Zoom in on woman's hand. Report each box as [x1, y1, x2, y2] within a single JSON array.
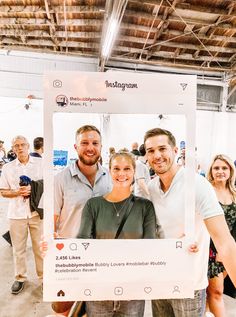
[[178, 234, 199, 253], [188, 242, 199, 253]]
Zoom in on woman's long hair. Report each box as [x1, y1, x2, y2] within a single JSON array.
[[207, 154, 236, 201]]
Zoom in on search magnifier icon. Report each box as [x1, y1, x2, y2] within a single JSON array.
[[84, 289, 91, 296]]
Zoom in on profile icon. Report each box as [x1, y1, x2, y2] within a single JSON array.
[[172, 285, 180, 293], [56, 95, 68, 107]]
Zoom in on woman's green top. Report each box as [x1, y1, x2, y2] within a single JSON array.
[[77, 194, 157, 239]]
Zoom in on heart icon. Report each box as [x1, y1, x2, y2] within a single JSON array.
[[56, 243, 64, 250], [144, 287, 152, 294]]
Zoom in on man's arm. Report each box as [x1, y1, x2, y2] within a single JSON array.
[[0, 186, 31, 198], [204, 214, 236, 287]]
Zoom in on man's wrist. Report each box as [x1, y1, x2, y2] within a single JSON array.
[[12, 189, 20, 196]]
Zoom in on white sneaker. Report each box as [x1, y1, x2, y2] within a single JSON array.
[[205, 312, 215, 317]]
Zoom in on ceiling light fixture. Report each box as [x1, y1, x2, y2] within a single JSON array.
[[102, 19, 119, 58], [101, 0, 128, 60]]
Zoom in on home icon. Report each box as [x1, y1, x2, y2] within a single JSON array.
[[57, 290, 65, 297]]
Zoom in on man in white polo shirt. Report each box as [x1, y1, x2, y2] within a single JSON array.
[[0, 135, 43, 294], [144, 128, 236, 317], [54, 125, 112, 238]]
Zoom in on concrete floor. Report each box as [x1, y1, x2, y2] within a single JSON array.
[[0, 197, 235, 317]]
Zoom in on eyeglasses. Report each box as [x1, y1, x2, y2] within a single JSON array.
[[13, 143, 28, 149]]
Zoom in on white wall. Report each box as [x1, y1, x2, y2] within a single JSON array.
[[1, 95, 236, 172], [0, 50, 98, 99], [196, 111, 236, 172], [0, 96, 43, 151]]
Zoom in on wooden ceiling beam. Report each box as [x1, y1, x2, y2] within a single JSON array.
[[0, 17, 233, 31], [227, 2, 235, 15], [229, 53, 236, 63], [0, 5, 104, 14], [0, 37, 100, 48], [129, 0, 236, 17], [118, 36, 235, 54], [44, 0, 59, 50], [0, 28, 235, 56], [113, 45, 230, 63], [0, 37, 230, 64], [121, 26, 236, 43], [1, 25, 235, 45], [142, 40, 236, 54], [109, 54, 230, 72], [0, 17, 103, 26], [0, 29, 101, 38]]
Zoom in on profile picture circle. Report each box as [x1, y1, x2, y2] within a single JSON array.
[[56, 95, 68, 107]]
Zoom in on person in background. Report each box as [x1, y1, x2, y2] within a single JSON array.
[[77, 152, 158, 316], [0, 135, 43, 294], [177, 140, 185, 167], [0, 140, 6, 175], [177, 141, 205, 176], [30, 137, 44, 158], [7, 146, 17, 161], [206, 154, 236, 317], [144, 128, 236, 317], [134, 144, 151, 199], [0, 140, 6, 159], [109, 146, 116, 159], [130, 142, 140, 157]]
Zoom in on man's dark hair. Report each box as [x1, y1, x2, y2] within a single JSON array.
[[144, 128, 176, 147], [33, 137, 44, 150], [139, 144, 146, 156], [75, 125, 101, 141]]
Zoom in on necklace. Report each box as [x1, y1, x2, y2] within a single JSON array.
[[112, 197, 130, 217]]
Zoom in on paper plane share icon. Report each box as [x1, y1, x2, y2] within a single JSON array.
[[180, 83, 188, 91], [82, 243, 90, 250]]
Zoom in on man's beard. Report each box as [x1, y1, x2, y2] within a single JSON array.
[[79, 153, 100, 166]]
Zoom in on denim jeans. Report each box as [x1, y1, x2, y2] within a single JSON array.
[[86, 300, 145, 317], [152, 289, 206, 317]]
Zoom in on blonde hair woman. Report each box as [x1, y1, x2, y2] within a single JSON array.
[[77, 151, 158, 317], [207, 154, 236, 317]]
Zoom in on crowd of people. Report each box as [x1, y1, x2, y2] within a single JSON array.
[[0, 126, 236, 317]]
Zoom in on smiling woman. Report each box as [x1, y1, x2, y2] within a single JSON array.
[[76, 151, 161, 316], [207, 154, 236, 317]]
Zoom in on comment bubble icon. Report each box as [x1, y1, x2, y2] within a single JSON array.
[[69, 243, 78, 251]]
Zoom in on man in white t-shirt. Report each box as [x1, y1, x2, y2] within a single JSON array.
[[144, 128, 236, 317], [0, 136, 43, 295]]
